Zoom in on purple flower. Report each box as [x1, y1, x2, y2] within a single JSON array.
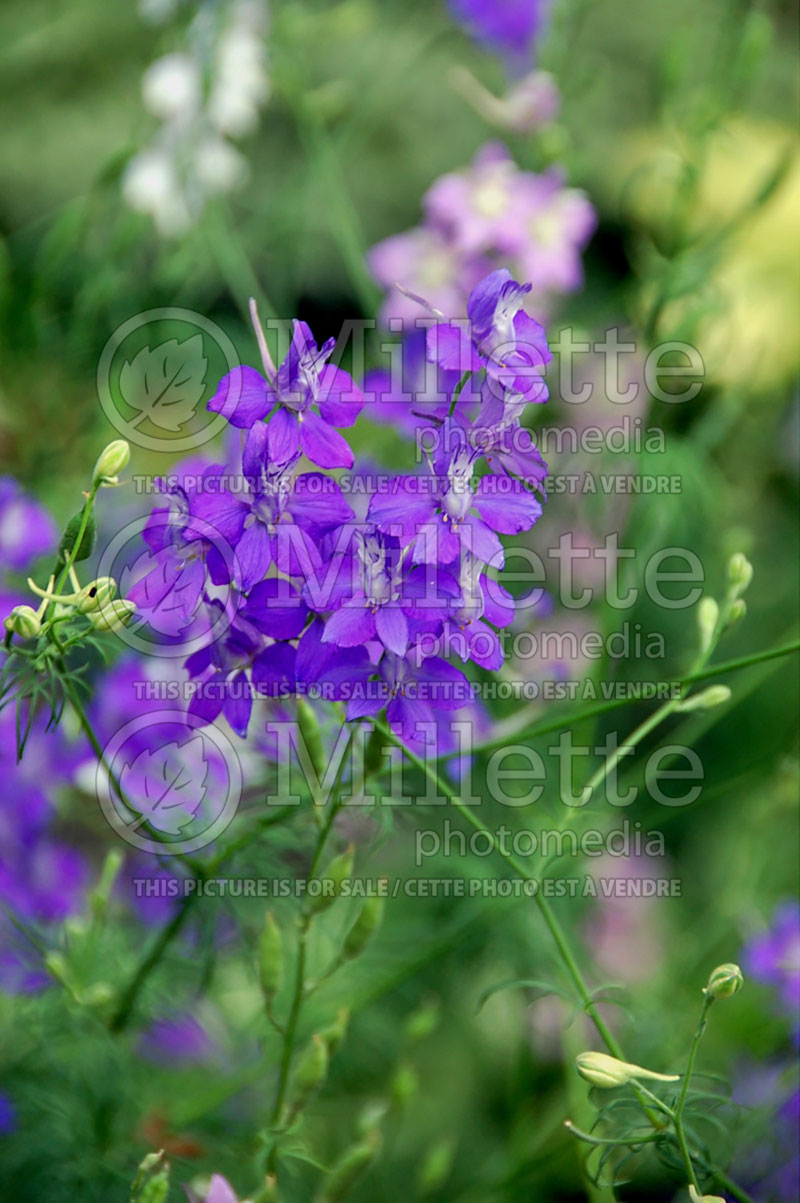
[[427, 269, 551, 402], [0, 477, 57, 572], [202, 1175, 251, 1203], [744, 901, 800, 1032], [366, 225, 491, 329], [0, 1091, 16, 1135], [138, 1012, 217, 1065], [448, 0, 549, 72], [344, 646, 472, 749], [208, 321, 364, 469]]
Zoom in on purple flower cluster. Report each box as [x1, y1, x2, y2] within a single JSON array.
[[134, 270, 549, 750], [744, 901, 800, 1043], [367, 142, 595, 328]]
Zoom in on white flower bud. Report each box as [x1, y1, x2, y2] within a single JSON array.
[[727, 553, 753, 595], [75, 577, 117, 614], [142, 52, 201, 120], [704, 963, 743, 1000], [575, 1051, 679, 1089], [697, 597, 719, 653], [689, 1186, 726, 1202], [676, 685, 731, 713], [726, 598, 746, 626], [92, 440, 130, 487]]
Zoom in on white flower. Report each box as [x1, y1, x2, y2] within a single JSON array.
[[142, 52, 202, 121]]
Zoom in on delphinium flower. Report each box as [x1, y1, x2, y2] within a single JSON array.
[[447, 0, 550, 75], [124, 0, 270, 235], [0, 478, 57, 571], [131, 270, 549, 755], [368, 143, 595, 328], [743, 901, 800, 1043]]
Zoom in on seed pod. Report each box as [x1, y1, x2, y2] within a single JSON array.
[[92, 439, 131, 486], [310, 845, 354, 914], [288, 1035, 329, 1113], [317, 1130, 380, 1202], [342, 895, 384, 961], [58, 508, 97, 563], [4, 605, 41, 639], [704, 963, 743, 1000], [575, 1051, 679, 1089], [258, 912, 283, 1002], [676, 685, 731, 713]]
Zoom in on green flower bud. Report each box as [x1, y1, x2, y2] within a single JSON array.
[[704, 962, 743, 1000], [342, 894, 384, 961], [310, 845, 354, 914], [676, 685, 731, 713], [90, 848, 124, 919], [138, 1169, 169, 1203], [697, 596, 719, 653], [89, 599, 136, 633], [93, 439, 131, 486], [417, 1137, 456, 1195], [726, 598, 747, 626], [76, 577, 117, 614], [80, 981, 115, 1008], [296, 697, 327, 786], [404, 999, 440, 1044], [258, 912, 283, 1002], [575, 1051, 679, 1089], [4, 605, 41, 639], [58, 508, 97, 563], [390, 1062, 418, 1110], [727, 553, 753, 595], [319, 1007, 350, 1057], [252, 1175, 279, 1203], [288, 1034, 329, 1113], [317, 1130, 380, 1203]]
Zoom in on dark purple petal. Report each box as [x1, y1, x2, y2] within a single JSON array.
[[300, 412, 354, 469], [474, 476, 542, 533], [252, 643, 297, 698], [235, 522, 272, 590], [323, 603, 376, 648], [242, 579, 308, 639], [317, 365, 366, 427], [208, 366, 270, 428], [375, 605, 409, 656], [268, 407, 301, 463]]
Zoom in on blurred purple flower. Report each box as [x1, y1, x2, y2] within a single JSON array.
[[447, 0, 549, 73], [744, 901, 800, 1036], [138, 1011, 216, 1065], [0, 1091, 16, 1135], [0, 478, 57, 573]]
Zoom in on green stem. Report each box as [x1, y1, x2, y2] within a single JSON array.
[[673, 994, 714, 1192], [110, 890, 201, 1032]]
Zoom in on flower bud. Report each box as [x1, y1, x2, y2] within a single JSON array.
[[726, 598, 746, 626], [257, 912, 283, 1003], [391, 1062, 418, 1109], [92, 439, 130, 486], [703, 963, 743, 1000], [676, 685, 731, 713], [288, 1034, 329, 1114], [727, 553, 753, 595], [342, 895, 384, 961], [405, 1000, 440, 1044], [310, 845, 354, 914], [89, 599, 136, 633], [4, 605, 41, 639], [575, 1051, 679, 1089], [320, 1007, 350, 1057], [688, 1187, 725, 1203], [296, 697, 327, 787], [697, 596, 719, 653], [252, 1175, 279, 1203], [75, 577, 117, 614]]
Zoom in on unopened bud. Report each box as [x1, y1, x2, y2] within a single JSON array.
[[4, 605, 41, 639], [417, 1137, 456, 1195], [575, 1051, 679, 1090], [89, 599, 136, 632], [676, 685, 731, 713], [320, 1007, 350, 1057], [252, 1174, 279, 1203], [310, 845, 354, 914], [93, 439, 130, 486], [405, 999, 440, 1044], [90, 848, 124, 919], [726, 598, 746, 626], [704, 963, 743, 1000], [288, 1034, 329, 1113], [76, 577, 117, 614], [688, 1187, 725, 1203], [727, 553, 753, 595], [296, 697, 327, 787], [342, 894, 384, 961], [391, 1062, 418, 1109], [697, 597, 719, 653], [258, 912, 283, 1002]]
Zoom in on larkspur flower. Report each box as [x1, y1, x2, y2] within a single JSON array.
[[447, 0, 549, 73], [744, 902, 800, 1039], [208, 320, 365, 469], [0, 477, 57, 572]]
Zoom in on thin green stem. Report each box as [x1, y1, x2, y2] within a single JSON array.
[[673, 994, 714, 1192]]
